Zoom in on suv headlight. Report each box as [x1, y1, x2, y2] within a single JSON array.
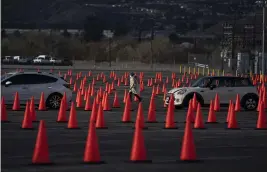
[[175, 89, 187, 95]]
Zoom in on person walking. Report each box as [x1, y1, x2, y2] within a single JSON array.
[[129, 72, 142, 102]]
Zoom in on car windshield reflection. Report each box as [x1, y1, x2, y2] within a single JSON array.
[[1, 74, 12, 81]]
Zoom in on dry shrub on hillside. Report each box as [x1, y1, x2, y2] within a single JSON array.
[[1, 31, 203, 64]]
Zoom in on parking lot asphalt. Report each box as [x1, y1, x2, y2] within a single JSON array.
[[1, 68, 267, 172]]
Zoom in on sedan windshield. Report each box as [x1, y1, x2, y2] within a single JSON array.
[[1, 73, 13, 81]]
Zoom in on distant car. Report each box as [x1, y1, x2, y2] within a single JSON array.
[[165, 76, 259, 111], [2, 56, 15, 64], [18, 56, 33, 64], [1, 72, 73, 109], [33, 55, 50, 64], [49, 57, 62, 64]]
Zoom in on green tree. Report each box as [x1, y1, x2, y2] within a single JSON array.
[[62, 29, 71, 38], [114, 22, 130, 36], [168, 32, 179, 44], [1, 39, 10, 56], [13, 30, 21, 37]]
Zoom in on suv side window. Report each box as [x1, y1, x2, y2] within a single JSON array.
[[233, 78, 252, 87], [210, 78, 233, 87]]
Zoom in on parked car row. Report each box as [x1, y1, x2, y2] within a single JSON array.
[[1, 55, 73, 66]]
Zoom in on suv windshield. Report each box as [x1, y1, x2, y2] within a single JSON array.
[[191, 77, 211, 88]]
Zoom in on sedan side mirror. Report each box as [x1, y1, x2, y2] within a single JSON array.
[[209, 84, 216, 90], [5, 81, 12, 87]]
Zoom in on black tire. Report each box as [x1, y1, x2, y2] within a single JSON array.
[[241, 94, 258, 111], [182, 93, 204, 108], [46, 93, 63, 109]]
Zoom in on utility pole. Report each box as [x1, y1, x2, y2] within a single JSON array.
[[262, 2, 266, 75], [108, 37, 112, 67], [252, 13, 257, 74], [231, 12, 237, 74], [256, 0, 267, 75], [150, 18, 155, 69], [102, 30, 114, 68]]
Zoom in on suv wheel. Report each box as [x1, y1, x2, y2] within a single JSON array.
[[46, 93, 63, 109], [242, 95, 258, 111], [182, 93, 204, 108]]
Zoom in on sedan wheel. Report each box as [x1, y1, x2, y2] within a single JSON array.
[[245, 98, 257, 110], [47, 94, 62, 109]]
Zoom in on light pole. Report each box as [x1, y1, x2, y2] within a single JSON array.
[[262, 2, 266, 75], [256, 1, 267, 74], [103, 30, 114, 67], [149, 18, 155, 69]]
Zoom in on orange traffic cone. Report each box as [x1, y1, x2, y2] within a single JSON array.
[[112, 91, 120, 108], [227, 104, 239, 129], [206, 100, 217, 123], [38, 92, 46, 111], [255, 101, 267, 130], [76, 90, 83, 108], [123, 90, 127, 103], [83, 121, 104, 164], [194, 103, 205, 129], [101, 92, 106, 107], [146, 94, 157, 123], [84, 93, 92, 111], [180, 119, 197, 161], [226, 100, 232, 123], [103, 93, 111, 111], [12, 92, 20, 111], [1, 97, 9, 122], [63, 92, 68, 110], [30, 96, 38, 122], [32, 120, 52, 165], [186, 100, 195, 123], [257, 99, 262, 112], [214, 93, 220, 111], [121, 94, 132, 123], [134, 102, 147, 129], [134, 95, 138, 101], [192, 93, 197, 111], [56, 98, 67, 123], [90, 99, 98, 122], [21, 101, 33, 129], [164, 95, 177, 129], [73, 82, 77, 92], [129, 120, 151, 163], [234, 94, 241, 112], [96, 104, 107, 129], [67, 102, 80, 129]]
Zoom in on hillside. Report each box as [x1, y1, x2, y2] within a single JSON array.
[[2, 0, 254, 31], [2, 0, 106, 29]]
